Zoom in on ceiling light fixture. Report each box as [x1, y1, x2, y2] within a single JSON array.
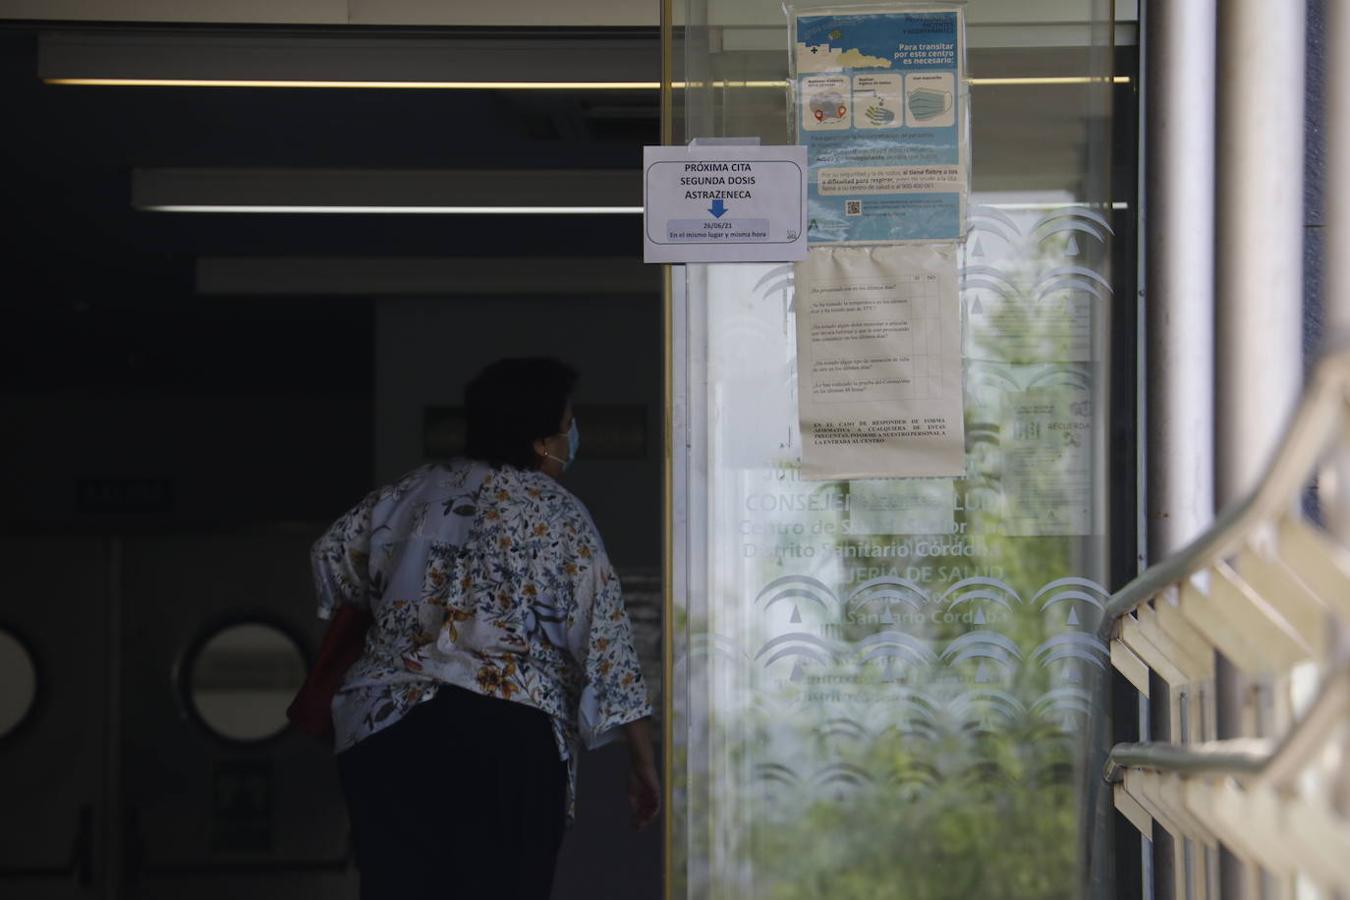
[[196, 257, 659, 296], [45, 78, 666, 90], [40, 29, 1130, 91], [132, 168, 641, 215], [145, 204, 643, 214], [47, 76, 1130, 89], [38, 30, 662, 90]]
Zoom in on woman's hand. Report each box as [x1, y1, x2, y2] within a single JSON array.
[[627, 760, 661, 830], [623, 718, 661, 830]]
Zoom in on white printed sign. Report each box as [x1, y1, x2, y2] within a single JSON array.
[[795, 244, 965, 479], [643, 145, 809, 263]]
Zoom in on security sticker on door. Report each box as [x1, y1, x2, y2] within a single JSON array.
[[643, 145, 808, 263]]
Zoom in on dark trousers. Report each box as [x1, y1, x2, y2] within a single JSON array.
[[337, 684, 567, 899]]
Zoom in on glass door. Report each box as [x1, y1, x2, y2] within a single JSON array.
[[669, 0, 1134, 896]]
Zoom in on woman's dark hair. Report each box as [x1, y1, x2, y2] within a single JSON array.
[[463, 357, 578, 469]]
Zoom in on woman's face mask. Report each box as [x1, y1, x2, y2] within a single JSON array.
[[543, 419, 580, 472], [561, 419, 580, 470]]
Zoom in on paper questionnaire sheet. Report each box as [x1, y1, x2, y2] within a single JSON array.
[[795, 244, 965, 479]]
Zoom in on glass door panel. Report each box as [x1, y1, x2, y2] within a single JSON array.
[[671, 0, 1130, 896]]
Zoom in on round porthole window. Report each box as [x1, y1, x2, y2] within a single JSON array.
[[188, 623, 307, 743], [0, 630, 38, 739]]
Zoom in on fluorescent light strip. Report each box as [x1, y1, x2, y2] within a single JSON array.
[[48, 75, 1130, 89], [148, 201, 1129, 214], [144, 204, 643, 214], [48, 78, 774, 90], [47, 78, 662, 89]]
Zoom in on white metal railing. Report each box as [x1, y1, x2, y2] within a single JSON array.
[[1086, 348, 1350, 899]]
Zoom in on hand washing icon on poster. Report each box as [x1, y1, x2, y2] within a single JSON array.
[[792, 6, 968, 244], [854, 74, 903, 129]]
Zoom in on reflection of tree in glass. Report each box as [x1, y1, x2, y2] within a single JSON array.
[[693, 452, 1098, 897], [674, 206, 1114, 898]]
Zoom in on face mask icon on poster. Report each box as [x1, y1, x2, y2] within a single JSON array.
[[907, 88, 952, 121]]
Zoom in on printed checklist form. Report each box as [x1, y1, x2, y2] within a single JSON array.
[[795, 244, 965, 479]]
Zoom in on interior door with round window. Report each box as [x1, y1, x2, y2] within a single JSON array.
[[119, 533, 355, 900], [0, 538, 107, 899]]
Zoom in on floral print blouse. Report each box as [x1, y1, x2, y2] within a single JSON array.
[[310, 459, 653, 820]]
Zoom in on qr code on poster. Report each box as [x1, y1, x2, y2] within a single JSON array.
[[844, 199, 862, 216]]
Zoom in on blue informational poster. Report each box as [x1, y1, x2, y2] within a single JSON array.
[[792, 6, 967, 244]]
